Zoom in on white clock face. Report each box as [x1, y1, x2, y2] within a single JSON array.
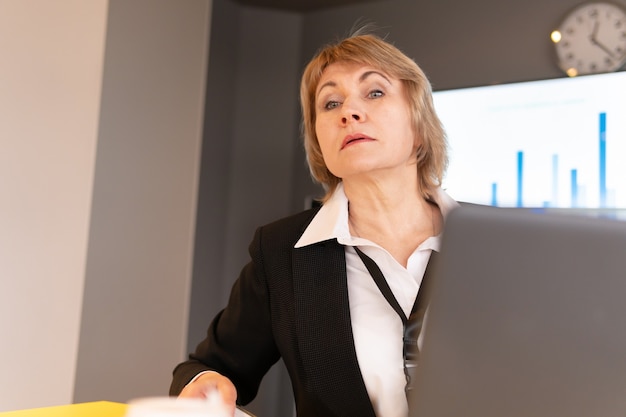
[[553, 2, 626, 76]]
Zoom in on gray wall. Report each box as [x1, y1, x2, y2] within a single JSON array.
[[188, 1, 302, 415], [73, 0, 211, 404], [191, 0, 626, 415]]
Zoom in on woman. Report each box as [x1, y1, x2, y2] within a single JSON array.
[[170, 30, 459, 417]]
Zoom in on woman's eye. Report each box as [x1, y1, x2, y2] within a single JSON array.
[[324, 100, 340, 110], [368, 90, 384, 99]]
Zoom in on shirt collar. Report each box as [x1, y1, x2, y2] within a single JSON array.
[[294, 182, 460, 249]]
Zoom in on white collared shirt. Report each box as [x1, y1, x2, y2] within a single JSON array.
[[295, 183, 459, 417]]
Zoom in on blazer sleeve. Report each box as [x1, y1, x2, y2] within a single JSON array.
[[169, 225, 281, 405]]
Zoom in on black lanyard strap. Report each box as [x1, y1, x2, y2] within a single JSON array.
[[353, 247, 438, 391], [354, 246, 409, 323], [353, 247, 437, 327]]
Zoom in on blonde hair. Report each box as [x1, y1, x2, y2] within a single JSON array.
[[300, 31, 448, 202]]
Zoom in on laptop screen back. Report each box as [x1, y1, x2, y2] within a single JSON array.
[[410, 205, 626, 417]]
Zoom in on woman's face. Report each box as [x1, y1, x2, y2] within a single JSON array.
[[314, 61, 419, 181]]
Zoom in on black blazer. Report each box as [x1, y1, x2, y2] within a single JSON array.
[[170, 207, 378, 417]]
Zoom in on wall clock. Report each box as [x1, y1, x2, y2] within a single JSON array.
[[551, 1, 626, 76]]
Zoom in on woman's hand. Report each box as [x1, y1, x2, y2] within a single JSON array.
[[178, 371, 237, 416]]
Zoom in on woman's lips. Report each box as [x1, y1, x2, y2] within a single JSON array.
[[341, 133, 374, 149]]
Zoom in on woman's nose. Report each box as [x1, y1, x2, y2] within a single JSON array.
[[341, 113, 361, 124], [340, 99, 363, 124]]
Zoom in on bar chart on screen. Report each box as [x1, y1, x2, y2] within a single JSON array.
[[434, 71, 626, 209]]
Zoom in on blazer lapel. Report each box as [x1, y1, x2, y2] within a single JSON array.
[[292, 239, 377, 417]]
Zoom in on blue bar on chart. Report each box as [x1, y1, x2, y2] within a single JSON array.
[[571, 169, 578, 208], [551, 154, 558, 207], [599, 112, 607, 208], [516, 151, 523, 208]]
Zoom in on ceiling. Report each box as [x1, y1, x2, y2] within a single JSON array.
[[232, 0, 387, 12]]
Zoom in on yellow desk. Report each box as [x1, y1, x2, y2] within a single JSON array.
[[0, 401, 127, 417]]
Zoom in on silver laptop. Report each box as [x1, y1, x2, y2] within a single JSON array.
[[410, 205, 626, 417]]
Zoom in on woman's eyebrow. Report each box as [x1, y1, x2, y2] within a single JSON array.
[[360, 70, 391, 85], [316, 70, 392, 98], [316, 80, 336, 98]]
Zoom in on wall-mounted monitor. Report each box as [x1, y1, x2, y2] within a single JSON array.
[[434, 71, 626, 209]]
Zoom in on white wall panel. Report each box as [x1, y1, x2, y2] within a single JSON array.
[[0, 0, 108, 411]]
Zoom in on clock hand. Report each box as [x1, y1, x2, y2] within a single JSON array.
[[590, 20, 600, 40], [590, 37, 617, 58], [588, 20, 617, 58]]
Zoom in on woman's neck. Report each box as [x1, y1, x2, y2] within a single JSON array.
[[344, 176, 440, 267], [343, 171, 427, 222]]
